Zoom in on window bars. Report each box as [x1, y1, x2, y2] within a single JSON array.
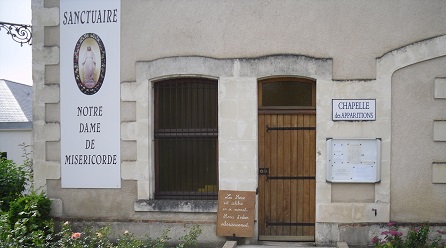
[[154, 78, 218, 200]]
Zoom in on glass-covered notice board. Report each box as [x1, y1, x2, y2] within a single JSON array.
[[326, 138, 381, 183]]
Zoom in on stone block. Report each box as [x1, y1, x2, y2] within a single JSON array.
[[219, 179, 237, 191], [316, 186, 332, 204], [121, 101, 136, 122], [219, 140, 257, 162], [331, 183, 375, 203], [219, 100, 238, 119], [121, 140, 137, 161], [339, 225, 369, 246], [236, 179, 257, 192], [317, 203, 352, 222], [219, 119, 256, 141], [432, 162, 446, 183], [137, 180, 151, 199], [219, 160, 256, 179], [50, 198, 63, 217], [121, 82, 139, 101], [136, 57, 233, 82], [238, 55, 332, 79], [33, 46, 59, 65], [45, 65, 59, 85], [434, 78, 446, 99], [121, 161, 149, 181], [46, 141, 60, 161], [222, 241, 237, 248], [41, 84, 60, 103], [337, 242, 349, 248], [32, 7, 59, 26], [44, 122, 60, 141], [44, 26, 60, 46], [31, 0, 44, 7], [45, 103, 60, 122], [237, 98, 257, 120], [121, 122, 138, 140], [219, 77, 256, 100], [316, 203, 389, 223], [315, 222, 339, 245], [34, 160, 60, 181], [433, 120, 446, 141]]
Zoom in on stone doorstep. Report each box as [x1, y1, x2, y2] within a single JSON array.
[[223, 241, 237, 248], [337, 242, 349, 248], [223, 240, 348, 247]]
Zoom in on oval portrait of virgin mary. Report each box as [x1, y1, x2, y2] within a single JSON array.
[[73, 33, 106, 95]]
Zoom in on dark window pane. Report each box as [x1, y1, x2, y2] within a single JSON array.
[[154, 78, 218, 200], [262, 81, 313, 107], [157, 80, 217, 130], [157, 138, 217, 196]]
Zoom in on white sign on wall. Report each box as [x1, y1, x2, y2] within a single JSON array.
[[60, 0, 121, 188], [326, 138, 381, 183], [332, 99, 376, 121]]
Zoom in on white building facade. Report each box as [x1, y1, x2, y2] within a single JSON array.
[[32, 0, 446, 246], [0, 80, 33, 166]]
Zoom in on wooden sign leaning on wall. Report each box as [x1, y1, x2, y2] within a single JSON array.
[[216, 190, 256, 238]]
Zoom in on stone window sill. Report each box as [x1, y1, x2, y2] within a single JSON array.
[[134, 199, 218, 213]]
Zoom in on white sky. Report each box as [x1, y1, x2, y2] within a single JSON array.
[[0, 0, 32, 85]]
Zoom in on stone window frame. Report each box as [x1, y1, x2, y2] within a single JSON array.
[[122, 55, 332, 212]]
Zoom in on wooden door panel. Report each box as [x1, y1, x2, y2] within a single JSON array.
[[258, 113, 316, 240], [258, 114, 266, 236]]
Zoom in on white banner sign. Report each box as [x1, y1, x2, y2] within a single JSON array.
[[60, 0, 121, 188], [332, 99, 376, 121]]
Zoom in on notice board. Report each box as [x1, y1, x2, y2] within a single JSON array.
[[326, 138, 381, 183], [216, 190, 255, 237]]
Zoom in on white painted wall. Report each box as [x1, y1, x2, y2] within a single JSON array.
[[0, 130, 32, 165]]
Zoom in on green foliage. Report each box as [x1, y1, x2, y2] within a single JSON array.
[[58, 223, 201, 248], [0, 145, 55, 247], [0, 211, 11, 245], [8, 192, 52, 230], [19, 143, 34, 191], [146, 228, 170, 248], [0, 193, 54, 247], [405, 225, 430, 248], [0, 142, 204, 247], [116, 230, 145, 248], [372, 222, 446, 248], [116, 225, 202, 248], [0, 158, 27, 211], [55, 222, 113, 248], [177, 225, 202, 248]]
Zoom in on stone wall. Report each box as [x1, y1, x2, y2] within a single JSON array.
[[32, 0, 446, 245]]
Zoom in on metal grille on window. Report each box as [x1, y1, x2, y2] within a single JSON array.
[[154, 78, 218, 200]]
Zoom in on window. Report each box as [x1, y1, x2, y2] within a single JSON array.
[[0, 152, 6, 159], [258, 77, 316, 110], [154, 78, 218, 200]]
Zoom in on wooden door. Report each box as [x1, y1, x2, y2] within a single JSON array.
[[258, 112, 316, 241]]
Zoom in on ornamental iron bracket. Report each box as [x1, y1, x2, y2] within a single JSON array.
[[0, 22, 32, 46]]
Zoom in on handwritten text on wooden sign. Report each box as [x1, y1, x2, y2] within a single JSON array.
[[216, 190, 255, 237]]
